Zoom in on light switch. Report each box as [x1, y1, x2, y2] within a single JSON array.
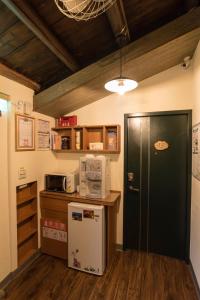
[[18, 167, 26, 179]]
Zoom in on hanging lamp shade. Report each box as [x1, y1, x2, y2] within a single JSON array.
[[104, 37, 138, 95], [104, 77, 138, 95], [54, 0, 117, 21]]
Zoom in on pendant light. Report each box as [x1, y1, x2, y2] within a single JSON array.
[[54, 0, 117, 21], [104, 40, 138, 95]]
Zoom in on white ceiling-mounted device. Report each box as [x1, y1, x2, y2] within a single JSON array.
[[181, 56, 191, 69]]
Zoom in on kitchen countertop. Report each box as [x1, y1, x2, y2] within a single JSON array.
[[40, 190, 121, 206]]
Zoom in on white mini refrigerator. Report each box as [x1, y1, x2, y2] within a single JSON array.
[[68, 202, 105, 275]]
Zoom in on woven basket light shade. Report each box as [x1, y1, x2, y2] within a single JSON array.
[[54, 0, 117, 21]]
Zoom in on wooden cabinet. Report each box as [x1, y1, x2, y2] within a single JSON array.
[[16, 181, 38, 266], [40, 191, 120, 266], [51, 124, 120, 153], [40, 195, 68, 260]]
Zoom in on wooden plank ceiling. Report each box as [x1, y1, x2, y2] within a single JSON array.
[[0, 0, 200, 116]]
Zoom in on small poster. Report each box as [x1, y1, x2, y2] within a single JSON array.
[[43, 219, 66, 231], [42, 227, 67, 242], [36, 119, 50, 150], [192, 123, 200, 181], [42, 218, 67, 242]]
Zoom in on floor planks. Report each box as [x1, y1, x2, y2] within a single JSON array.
[[4, 251, 198, 300]]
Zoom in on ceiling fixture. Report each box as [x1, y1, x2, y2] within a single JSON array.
[[54, 0, 117, 21], [104, 37, 138, 95]]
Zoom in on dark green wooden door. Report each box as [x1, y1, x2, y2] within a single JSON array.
[[124, 111, 191, 261]]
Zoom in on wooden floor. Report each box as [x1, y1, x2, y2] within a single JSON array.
[[4, 251, 198, 300]]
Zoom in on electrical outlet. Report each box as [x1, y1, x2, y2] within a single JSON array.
[[18, 167, 26, 179]]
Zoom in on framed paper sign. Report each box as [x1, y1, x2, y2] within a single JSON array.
[[36, 119, 50, 150], [16, 114, 35, 151]]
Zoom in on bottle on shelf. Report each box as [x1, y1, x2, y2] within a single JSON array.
[[75, 131, 81, 150]]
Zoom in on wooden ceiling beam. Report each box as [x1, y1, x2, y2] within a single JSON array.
[[34, 28, 200, 117], [1, 0, 79, 72], [106, 0, 130, 45], [184, 0, 200, 11], [0, 62, 40, 91], [33, 7, 200, 117]]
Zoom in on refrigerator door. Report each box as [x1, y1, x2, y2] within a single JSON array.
[[68, 202, 105, 275]]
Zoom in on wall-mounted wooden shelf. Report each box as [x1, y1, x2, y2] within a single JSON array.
[[17, 182, 37, 205], [18, 227, 37, 246], [17, 210, 37, 225], [16, 181, 38, 266], [51, 124, 121, 153]]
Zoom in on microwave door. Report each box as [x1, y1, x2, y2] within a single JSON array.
[[46, 175, 65, 192]]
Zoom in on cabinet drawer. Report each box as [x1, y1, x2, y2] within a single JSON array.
[[41, 208, 67, 223], [41, 236, 67, 259], [40, 196, 68, 212]]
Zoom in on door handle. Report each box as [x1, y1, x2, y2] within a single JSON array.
[[128, 186, 140, 192]]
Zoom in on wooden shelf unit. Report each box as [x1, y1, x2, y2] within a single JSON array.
[[51, 124, 120, 153], [16, 181, 38, 266]]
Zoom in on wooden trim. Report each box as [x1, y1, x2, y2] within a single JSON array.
[[53, 149, 120, 154], [52, 124, 120, 130], [40, 190, 121, 207], [186, 110, 192, 263], [0, 289, 6, 299], [106, 205, 117, 266], [189, 260, 200, 300], [116, 244, 123, 251], [2, 0, 79, 72], [123, 113, 129, 250], [124, 110, 193, 118], [0, 92, 10, 101], [106, 0, 130, 44], [0, 63, 40, 92]]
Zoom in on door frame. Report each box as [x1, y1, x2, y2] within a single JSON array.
[[123, 110, 192, 262]]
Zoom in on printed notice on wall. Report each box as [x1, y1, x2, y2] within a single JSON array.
[[36, 119, 50, 150], [192, 123, 200, 181], [38, 119, 50, 134]]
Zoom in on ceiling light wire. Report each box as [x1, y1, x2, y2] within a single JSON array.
[[104, 33, 138, 95]]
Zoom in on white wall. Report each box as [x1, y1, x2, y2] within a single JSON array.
[[56, 64, 194, 245], [191, 41, 200, 285], [0, 75, 58, 280]]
